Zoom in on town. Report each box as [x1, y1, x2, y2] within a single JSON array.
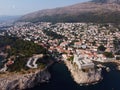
[[1, 22, 120, 71]]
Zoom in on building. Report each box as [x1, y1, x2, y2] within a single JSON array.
[[73, 51, 94, 70]]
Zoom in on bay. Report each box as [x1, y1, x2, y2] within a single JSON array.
[[29, 62, 120, 90]]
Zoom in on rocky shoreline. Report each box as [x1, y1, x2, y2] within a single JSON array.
[[64, 60, 102, 85], [0, 68, 51, 90]]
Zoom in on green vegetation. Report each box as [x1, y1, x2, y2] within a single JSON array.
[[113, 39, 119, 50], [7, 56, 29, 72], [92, 41, 96, 46], [0, 36, 48, 72], [97, 45, 106, 52], [67, 56, 74, 62], [0, 36, 47, 56], [43, 29, 67, 39], [37, 55, 51, 68], [103, 52, 114, 58]]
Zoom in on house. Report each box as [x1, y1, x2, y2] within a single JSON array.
[[74, 42, 82, 48]]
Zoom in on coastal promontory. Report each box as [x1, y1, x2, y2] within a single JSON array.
[[65, 60, 102, 85], [0, 36, 52, 90]]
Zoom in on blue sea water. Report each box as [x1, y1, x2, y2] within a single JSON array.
[[28, 63, 120, 90]]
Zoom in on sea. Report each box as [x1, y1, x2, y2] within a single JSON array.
[[28, 62, 120, 90]]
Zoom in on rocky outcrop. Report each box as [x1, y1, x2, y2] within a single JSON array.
[[117, 65, 120, 70], [0, 69, 50, 90], [65, 61, 102, 85]]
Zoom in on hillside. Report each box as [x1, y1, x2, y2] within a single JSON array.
[[0, 36, 48, 72], [92, 0, 120, 3], [19, 0, 120, 23]]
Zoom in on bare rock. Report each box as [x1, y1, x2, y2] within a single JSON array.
[[0, 70, 50, 90], [65, 61, 102, 85]]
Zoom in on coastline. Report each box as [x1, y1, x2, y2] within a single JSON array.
[[0, 61, 54, 90], [63, 60, 102, 85]]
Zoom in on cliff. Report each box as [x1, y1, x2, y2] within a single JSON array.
[[0, 69, 50, 90], [64, 61, 102, 85]]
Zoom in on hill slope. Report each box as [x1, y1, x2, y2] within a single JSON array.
[[19, 0, 120, 23]]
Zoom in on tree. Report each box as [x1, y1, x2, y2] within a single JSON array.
[[98, 45, 106, 52], [67, 56, 74, 62], [103, 52, 114, 58], [92, 41, 96, 46]]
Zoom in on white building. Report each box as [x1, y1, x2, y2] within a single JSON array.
[[73, 52, 94, 70]]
